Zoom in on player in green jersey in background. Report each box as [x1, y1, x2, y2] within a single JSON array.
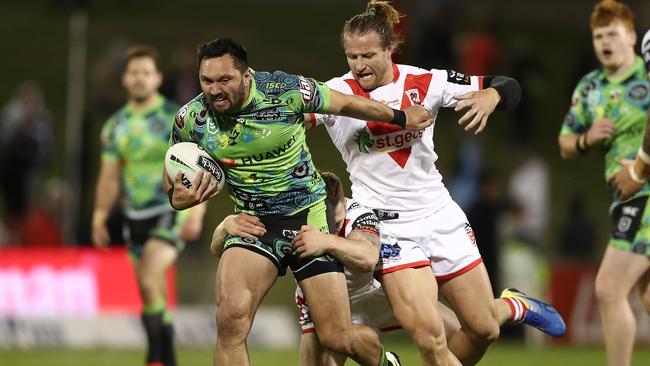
[[165, 38, 432, 366], [558, 2, 650, 365], [91, 46, 207, 366]]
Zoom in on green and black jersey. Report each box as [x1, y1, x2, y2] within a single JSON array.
[[171, 71, 331, 216], [101, 95, 179, 218], [560, 57, 650, 203]]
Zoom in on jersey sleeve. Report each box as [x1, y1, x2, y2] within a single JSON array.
[[559, 79, 591, 136], [344, 201, 380, 238], [307, 77, 351, 128], [429, 69, 484, 108], [100, 116, 119, 162], [169, 99, 201, 146], [289, 75, 331, 114]]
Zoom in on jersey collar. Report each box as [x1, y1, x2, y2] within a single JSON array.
[[391, 64, 400, 83], [231, 74, 256, 115], [125, 95, 163, 115], [605, 57, 644, 84]]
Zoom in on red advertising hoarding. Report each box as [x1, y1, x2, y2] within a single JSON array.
[[0, 247, 175, 317]]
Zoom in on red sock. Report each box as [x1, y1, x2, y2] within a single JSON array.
[[503, 297, 528, 321]]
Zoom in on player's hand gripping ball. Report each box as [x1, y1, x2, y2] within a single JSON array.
[[165, 142, 225, 192]]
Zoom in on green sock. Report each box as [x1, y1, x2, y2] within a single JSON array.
[[143, 299, 166, 315], [378, 346, 388, 366]]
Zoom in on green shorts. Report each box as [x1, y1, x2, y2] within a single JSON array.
[[124, 209, 187, 260], [609, 195, 650, 256], [222, 200, 342, 282]]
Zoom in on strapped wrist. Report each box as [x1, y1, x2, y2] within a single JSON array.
[[390, 108, 407, 128], [575, 134, 589, 154], [628, 164, 647, 184], [638, 147, 650, 166]]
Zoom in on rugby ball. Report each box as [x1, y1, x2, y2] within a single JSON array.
[[165, 142, 225, 191]]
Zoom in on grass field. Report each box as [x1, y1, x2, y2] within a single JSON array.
[[2, 343, 650, 365]]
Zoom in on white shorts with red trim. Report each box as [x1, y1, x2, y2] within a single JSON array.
[[296, 283, 401, 334], [375, 201, 482, 280]]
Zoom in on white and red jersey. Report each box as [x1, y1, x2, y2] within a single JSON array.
[[339, 198, 382, 303], [312, 64, 484, 221]]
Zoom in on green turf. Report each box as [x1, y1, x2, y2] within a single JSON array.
[[2, 343, 650, 365]]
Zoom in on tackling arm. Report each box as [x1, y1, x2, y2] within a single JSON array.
[[323, 230, 381, 274], [210, 213, 266, 257], [326, 89, 432, 130], [293, 226, 380, 274]]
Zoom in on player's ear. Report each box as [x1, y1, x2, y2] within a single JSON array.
[[385, 43, 396, 57], [242, 68, 251, 87]]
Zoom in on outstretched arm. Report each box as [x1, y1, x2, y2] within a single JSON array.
[[326, 89, 432, 131]]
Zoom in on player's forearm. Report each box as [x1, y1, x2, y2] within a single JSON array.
[[93, 177, 120, 225], [336, 94, 394, 122], [483, 75, 521, 110], [210, 218, 231, 257], [188, 201, 208, 221], [93, 161, 121, 225], [559, 134, 586, 160], [325, 234, 379, 274]]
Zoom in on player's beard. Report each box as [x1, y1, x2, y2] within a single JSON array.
[[129, 83, 155, 104], [209, 81, 246, 114]]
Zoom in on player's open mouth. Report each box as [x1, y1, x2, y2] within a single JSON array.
[[357, 73, 373, 80], [602, 49, 613, 57], [213, 95, 228, 104]]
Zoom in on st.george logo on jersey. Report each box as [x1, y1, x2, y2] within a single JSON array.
[[405, 88, 421, 105], [344, 71, 433, 169]]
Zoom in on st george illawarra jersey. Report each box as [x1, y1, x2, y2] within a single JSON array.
[[339, 198, 383, 303], [312, 64, 484, 220]]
